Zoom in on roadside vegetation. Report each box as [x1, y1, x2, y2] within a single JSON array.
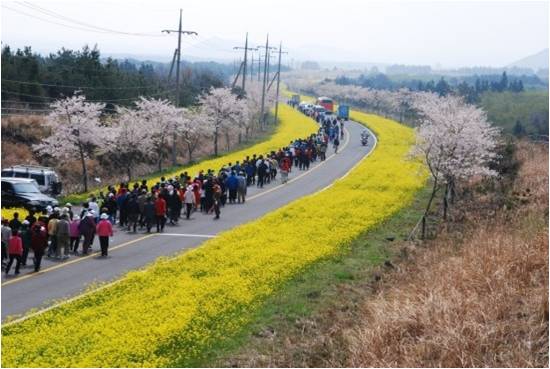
[[215, 140, 548, 368], [1, 108, 425, 367]]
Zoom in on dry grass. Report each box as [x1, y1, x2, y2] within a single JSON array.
[[345, 142, 548, 368], [219, 141, 548, 368]]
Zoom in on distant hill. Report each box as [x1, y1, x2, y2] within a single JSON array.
[[507, 49, 549, 71]]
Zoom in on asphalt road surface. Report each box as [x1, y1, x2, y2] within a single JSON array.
[[2, 117, 376, 321]]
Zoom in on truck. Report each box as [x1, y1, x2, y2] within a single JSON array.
[[1, 165, 62, 195], [337, 105, 350, 120]]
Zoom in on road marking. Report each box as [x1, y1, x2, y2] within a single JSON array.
[[2, 119, 378, 326], [2, 277, 124, 328], [0, 123, 354, 287], [156, 233, 216, 238], [1, 234, 155, 287]]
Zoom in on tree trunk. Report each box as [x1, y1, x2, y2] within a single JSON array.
[[214, 128, 219, 156], [225, 131, 231, 151], [158, 152, 162, 173], [422, 178, 439, 239], [78, 144, 88, 192], [187, 143, 194, 163], [127, 165, 132, 182], [238, 132, 242, 144], [443, 183, 449, 220]]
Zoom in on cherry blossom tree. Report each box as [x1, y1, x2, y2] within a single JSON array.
[[411, 95, 500, 232], [34, 94, 105, 192], [133, 97, 179, 172], [198, 87, 247, 156], [100, 106, 153, 181], [177, 107, 207, 163]]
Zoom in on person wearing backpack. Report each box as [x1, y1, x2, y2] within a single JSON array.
[[31, 221, 48, 272]]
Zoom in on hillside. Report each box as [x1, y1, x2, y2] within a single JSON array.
[[508, 49, 549, 71]]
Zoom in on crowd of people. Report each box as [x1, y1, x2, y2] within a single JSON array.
[[1, 112, 345, 275]]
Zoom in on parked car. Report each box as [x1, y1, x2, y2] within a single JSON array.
[[1, 165, 62, 195], [1, 177, 59, 211]]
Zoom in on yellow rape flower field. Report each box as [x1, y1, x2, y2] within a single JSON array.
[[1, 107, 427, 367]]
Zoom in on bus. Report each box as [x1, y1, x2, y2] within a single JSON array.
[[316, 96, 334, 112]]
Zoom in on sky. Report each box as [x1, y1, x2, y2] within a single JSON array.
[[1, 0, 548, 68]]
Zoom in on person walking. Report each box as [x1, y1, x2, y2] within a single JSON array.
[[1, 219, 11, 267], [30, 220, 48, 272], [333, 136, 340, 154], [212, 181, 222, 220], [5, 230, 23, 275], [225, 171, 239, 204], [143, 196, 155, 233], [184, 186, 196, 220], [154, 194, 167, 233], [19, 220, 32, 267], [69, 215, 81, 254], [9, 212, 22, 233], [237, 171, 247, 203], [78, 212, 96, 255], [96, 213, 114, 257], [280, 155, 291, 184], [46, 212, 59, 258], [56, 214, 71, 259], [127, 194, 140, 233]]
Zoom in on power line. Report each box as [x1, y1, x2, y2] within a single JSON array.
[[2, 3, 164, 37], [2, 79, 166, 90], [13, 1, 166, 37], [1, 88, 177, 102]]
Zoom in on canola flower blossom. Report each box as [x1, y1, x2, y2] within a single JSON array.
[[1, 208, 29, 221], [2, 107, 427, 367]]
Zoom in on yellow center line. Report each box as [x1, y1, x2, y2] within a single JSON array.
[[1, 234, 155, 287], [1, 120, 354, 287]]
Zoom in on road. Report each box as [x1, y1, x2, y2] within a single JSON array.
[[2, 117, 376, 321]]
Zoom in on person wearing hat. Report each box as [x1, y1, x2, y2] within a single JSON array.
[[19, 220, 32, 266], [56, 214, 71, 259], [237, 171, 247, 203], [78, 211, 96, 255], [65, 203, 74, 221], [47, 211, 59, 258], [96, 213, 114, 257], [69, 215, 81, 254], [184, 185, 196, 220]]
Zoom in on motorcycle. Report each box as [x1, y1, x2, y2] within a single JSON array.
[[361, 134, 369, 146]]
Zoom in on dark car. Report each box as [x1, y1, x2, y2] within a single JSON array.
[[1, 177, 59, 210]]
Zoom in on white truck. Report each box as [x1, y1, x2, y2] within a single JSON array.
[[1, 165, 62, 195]]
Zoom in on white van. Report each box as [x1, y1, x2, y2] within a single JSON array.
[[1, 165, 62, 195]]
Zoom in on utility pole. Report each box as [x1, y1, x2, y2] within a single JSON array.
[[259, 35, 269, 130], [258, 41, 277, 129], [162, 9, 198, 166], [250, 53, 254, 82], [274, 42, 288, 125], [233, 33, 257, 93]]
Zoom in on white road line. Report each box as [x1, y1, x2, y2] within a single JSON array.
[[156, 233, 216, 238], [2, 118, 374, 327]]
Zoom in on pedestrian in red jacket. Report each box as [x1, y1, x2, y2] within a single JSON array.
[[96, 213, 114, 257], [154, 195, 167, 232], [5, 230, 23, 275]]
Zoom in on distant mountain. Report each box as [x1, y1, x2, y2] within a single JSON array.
[[507, 49, 548, 71]]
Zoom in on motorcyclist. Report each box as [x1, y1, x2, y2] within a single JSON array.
[[361, 130, 369, 145]]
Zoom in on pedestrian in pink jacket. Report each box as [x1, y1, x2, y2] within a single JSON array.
[[96, 213, 113, 257], [5, 230, 23, 275], [69, 216, 81, 255]]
